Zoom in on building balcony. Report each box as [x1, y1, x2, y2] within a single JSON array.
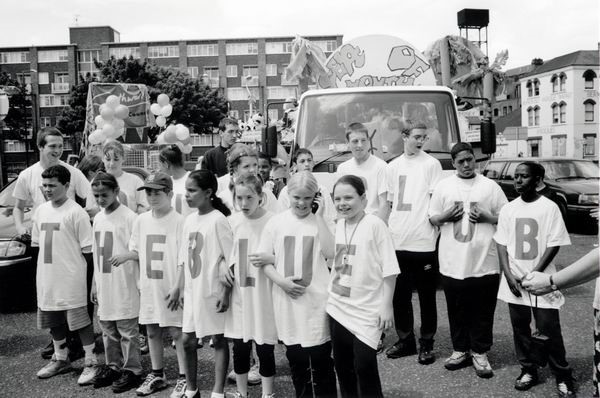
[[51, 82, 70, 94]]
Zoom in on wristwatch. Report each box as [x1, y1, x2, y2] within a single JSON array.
[[549, 275, 558, 291]]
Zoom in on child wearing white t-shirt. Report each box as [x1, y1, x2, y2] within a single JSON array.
[[89, 172, 142, 393], [323, 175, 399, 398], [494, 161, 574, 395], [126, 172, 186, 397], [385, 123, 442, 364], [254, 171, 337, 398], [179, 170, 234, 398], [429, 143, 507, 378], [224, 173, 277, 398], [159, 144, 194, 217], [336, 123, 389, 220], [32, 165, 99, 386]]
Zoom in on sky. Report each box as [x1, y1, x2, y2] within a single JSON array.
[[1, 0, 598, 71]]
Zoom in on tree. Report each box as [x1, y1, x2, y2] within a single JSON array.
[[57, 73, 96, 152], [58, 57, 229, 144], [0, 72, 32, 143]]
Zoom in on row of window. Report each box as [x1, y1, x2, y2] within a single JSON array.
[[39, 94, 69, 107], [186, 64, 296, 84], [526, 100, 596, 126], [225, 85, 297, 101], [525, 70, 597, 97]]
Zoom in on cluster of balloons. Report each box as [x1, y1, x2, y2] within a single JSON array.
[[155, 123, 193, 154], [89, 95, 130, 145], [150, 93, 173, 128]]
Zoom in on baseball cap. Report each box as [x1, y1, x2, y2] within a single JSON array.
[[137, 172, 173, 191]]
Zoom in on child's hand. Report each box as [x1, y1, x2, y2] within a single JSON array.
[[165, 286, 183, 311], [313, 193, 326, 217], [377, 304, 394, 331], [249, 252, 274, 267], [506, 272, 522, 297], [109, 254, 129, 267], [90, 284, 98, 305], [216, 285, 231, 313], [280, 277, 306, 299], [469, 204, 492, 224], [442, 202, 464, 223], [219, 259, 234, 288]]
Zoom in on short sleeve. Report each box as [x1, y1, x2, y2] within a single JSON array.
[[73, 208, 93, 250], [493, 207, 510, 246], [428, 159, 443, 194], [257, 218, 276, 255], [491, 182, 508, 215], [546, 204, 571, 247], [177, 220, 189, 267], [428, 180, 445, 218], [72, 168, 92, 201], [385, 163, 395, 202], [12, 171, 31, 202], [374, 220, 400, 277], [129, 216, 140, 252], [215, 215, 234, 264], [375, 162, 388, 196], [31, 207, 40, 247]]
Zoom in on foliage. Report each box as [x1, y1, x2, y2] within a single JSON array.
[[57, 57, 228, 144], [0, 72, 32, 141]]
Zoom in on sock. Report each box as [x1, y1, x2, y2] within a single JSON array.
[[152, 368, 164, 377], [210, 393, 225, 398], [53, 338, 68, 361], [82, 343, 95, 363]]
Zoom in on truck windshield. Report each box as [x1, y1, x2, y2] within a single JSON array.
[[296, 91, 460, 164]]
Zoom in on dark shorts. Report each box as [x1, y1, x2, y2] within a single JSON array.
[[37, 306, 91, 331]]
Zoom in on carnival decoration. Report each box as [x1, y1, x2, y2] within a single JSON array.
[[88, 94, 130, 145], [151, 94, 193, 154]]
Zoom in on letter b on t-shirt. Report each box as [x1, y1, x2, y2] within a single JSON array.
[[515, 218, 539, 260]]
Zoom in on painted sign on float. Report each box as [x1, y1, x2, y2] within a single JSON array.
[[318, 35, 436, 89]]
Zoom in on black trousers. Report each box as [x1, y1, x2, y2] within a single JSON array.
[[329, 316, 382, 398], [508, 303, 572, 377], [393, 250, 438, 346], [232, 339, 275, 377], [442, 274, 500, 354], [285, 342, 337, 398]]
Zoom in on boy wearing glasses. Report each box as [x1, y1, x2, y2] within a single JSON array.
[[385, 123, 442, 365]]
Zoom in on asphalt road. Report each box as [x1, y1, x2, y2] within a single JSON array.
[[0, 233, 597, 398]]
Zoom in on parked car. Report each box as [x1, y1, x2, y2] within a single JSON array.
[[482, 158, 599, 229], [0, 166, 149, 313]]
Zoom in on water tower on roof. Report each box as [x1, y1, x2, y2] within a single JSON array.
[[457, 8, 489, 56]]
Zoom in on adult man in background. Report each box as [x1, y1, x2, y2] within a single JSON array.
[[202, 117, 240, 177]]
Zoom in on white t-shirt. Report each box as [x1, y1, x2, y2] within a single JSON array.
[[32, 199, 93, 311], [13, 161, 91, 212], [93, 205, 140, 321], [336, 155, 388, 216], [180, 209, 233, 337], [129, 209, 184, 327], [87, 172, 148, 214], [387, 151, 442, 251], [171, 171, 194, 217], [594, 278, 600, 311], [278, 184, 336, 232], [326, 214, 400, 350], [429, 174, 508, 279], [257, 210, 331, 347], [494, 196, 571, 309], [224, 211, 278, 345]]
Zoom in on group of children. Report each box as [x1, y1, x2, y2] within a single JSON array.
[[30, 119, 579, 398]]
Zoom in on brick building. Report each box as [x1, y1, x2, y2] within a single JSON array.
[[0, 26, 342, 174]]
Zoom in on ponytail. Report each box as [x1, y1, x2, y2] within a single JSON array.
[[188, 169, 231, 217], [211, 193, 231, 217]]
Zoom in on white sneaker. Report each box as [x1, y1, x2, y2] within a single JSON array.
[[472, 352, 494, 378], [170, 377, 187, 398], [37, 356, 72, 379], [444, 350, 471, 370], [77, 357, 99, 385], [136, 373, 168, 396], [248, 363, 261, 386]]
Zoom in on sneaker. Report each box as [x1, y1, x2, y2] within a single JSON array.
[[385, 339, 417, 359], [444, 351, 472, 370], [417, 345, 435, 365], [514, 368, 538, 391], [37, 357, 72, 379], [248, 363, 262, 386], [93, 365, 121, 388], [225, 392, 245, 398], [262, 394, 276, 398], [112, 370, 142, 394], [184, 391, 201, 398], [139, 335, 149, 355], [471, 352, 493, 378], [136, 373, 168, 396], [196, 338, 203, 349], [41, 340, 54, 359], [78, 357, 100, 386], [556, 377, 577, 398], [170, 377, 187, 398], [227, 369, 236, 383]]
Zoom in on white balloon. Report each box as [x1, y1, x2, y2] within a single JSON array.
[[115, 104, 129, 119], [160, 104, 173, 117], [156, 134, 166, 144], [175, 125, 190, 140], [99, 103, 108, 114], [150, 103, 162, 116], [102, 123, 116, 137], [88, 130, 102, 145], [94, 115, 105, 129], [157, 93, 170, 107], [156, 115, 167, 127], [113, 118, 125, 129], [165, 124, 177, 135], [182, 143, 193, 154], [106, 95, 120, 109], [101, 106, 115, 121]]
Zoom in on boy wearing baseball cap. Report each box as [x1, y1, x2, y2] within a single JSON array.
[[123, 172, 187, 396]]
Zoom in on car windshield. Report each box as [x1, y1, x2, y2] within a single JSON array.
[[540, 160, 600, 179], [296, 91, 459, 163]]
